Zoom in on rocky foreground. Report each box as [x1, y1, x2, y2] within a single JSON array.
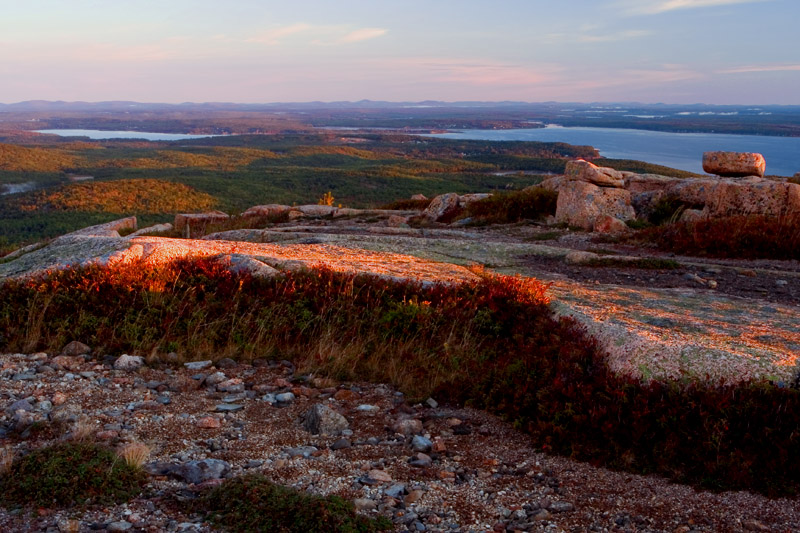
[[1, 348, 798, 533]]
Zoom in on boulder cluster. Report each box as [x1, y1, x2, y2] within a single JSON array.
[[543, 152, 800, 233]]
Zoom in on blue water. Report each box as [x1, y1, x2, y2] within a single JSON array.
[[428, 126, 800, 176], [35, 129, 221, 141]]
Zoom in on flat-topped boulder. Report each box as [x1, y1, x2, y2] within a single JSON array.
[[702, 151, 766, 178], [174, 211, 229, 235], [241, 204, 291, 218], [555, 181, 635, 230]]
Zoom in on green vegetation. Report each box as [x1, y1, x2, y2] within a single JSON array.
[[1, 259, 799, 495], [11, 178, 216, 213], [0, 442, 146, 507], [634, 214, 800, 260], [198, 474, 393, 533], [461, 188, 558, 224]]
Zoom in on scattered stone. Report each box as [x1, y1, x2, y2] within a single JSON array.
[[204, 372, 227, 386], [184, 360, 213, 370], [114, 354, 144, 371], [215, 403, 244, 413], [216, 357, 237, 369], [275, 392, 296, 403], [357, 404, 379, 412], [216, 378, 244, 393], [411, 435, 433, 453], [548, 501, 575, 513], [197, 416, 222, 429], [174, 459, 231, 484], [61, 340, 91, 356], [392, 418, 423, 436], [593, 214, 630, 235], [385, 484, 406, 499], [425, 397, 438, 408], [286, 446, 318, 458], [409, 452, 432, 468], [334, 389, 360, 402], [564, 250, 599, 265], [367, 469, 393, 483], [354, 498, 377, 511], [303, 403, 349, 435], [107, 521, 133, 532], [331, 438, 352, 450]]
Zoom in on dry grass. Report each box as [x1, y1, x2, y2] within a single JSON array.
[[117, 442, 151, 468], [0, 447, 15, 476], [67, 419, 96, 443]]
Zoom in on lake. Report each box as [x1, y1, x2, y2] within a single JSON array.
[[427, 126, 800, 176], [35, 129, 221, 141]]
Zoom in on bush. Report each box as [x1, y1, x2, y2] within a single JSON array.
[[0, 442, 146, 507], [637, 214, 800, 260], [198, 474, 392, 532], [1, 260, 799, 495], [463, 188, 558, 224]]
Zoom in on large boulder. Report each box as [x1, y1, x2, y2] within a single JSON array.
[[622, 173, 681, 195], [422, 193, 461, 222], [705, 178, 800, 217], [665, 178, 800, 218], [241, 204, 290, 219], [174, 211, 229, 236], [565, 160, 624, 188], [295, 205, 338, 217], [556, 181, 635, 230], [702, 152, 765, 178]]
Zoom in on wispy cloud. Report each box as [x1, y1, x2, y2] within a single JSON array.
[[578, 29, 652, 43], [247, 23, 312, 45], [339, 28, 387, 43], [618, 0, 770, 15], [718, 64, 800, 74]]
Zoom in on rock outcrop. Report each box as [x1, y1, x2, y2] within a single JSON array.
[[565, 159, 625, 188], [555, 180, 635, 230], [174, 211, 229, 236]]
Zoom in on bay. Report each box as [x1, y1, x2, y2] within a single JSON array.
[[427, 126, 800, 177], [35, 129, 221, 141]]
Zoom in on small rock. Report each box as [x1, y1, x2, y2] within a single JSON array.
[[331, 438, 352, 450], [409, 452, 432, 468], [275, 392, 295, 403], [367, 469, 392, 483], [216, 358, 237, 369], [215, 403, 244, 413], [706, 279, 718, 289], [114, 354, 144, 371], [303, 403, 349, 436], [204, 372, 227, 386], [776, 279, 788, 287], [184, 360, 213, 370], [354, 498, 377, 511], [107, 521, 132, 532], [286, 446, 318, 458], [57, 519, 81, 533], [392, 418, 423, 436], [334, 389, 360, 402], [217, 378, 244, 393], [411, 435, 433, 453], [425, 397, 438, 408], [356, 404, 379, 412], [61, 341, 91, 356], [742, 519, 770, 532], [385, 484, 406, 498], [548, 501, 575, 513], [197, 416, 222, 429], [404, 489, 424, 505], [174, 459, 231, 484]]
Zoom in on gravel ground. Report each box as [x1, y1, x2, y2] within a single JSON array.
[[0, 351, 798, 533]]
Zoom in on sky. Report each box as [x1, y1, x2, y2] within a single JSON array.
[[1, 0, 798, 105]]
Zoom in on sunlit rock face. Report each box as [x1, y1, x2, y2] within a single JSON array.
[[702, 151, 766, 178], [555, 181, 635, 230], [564, 159, 625, 188]]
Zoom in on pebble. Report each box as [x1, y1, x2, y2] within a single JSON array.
[[367, 469, 393, 483], [354, 498, 378, 511], [286, 446, 318, 458], [204, 372, 227, 386], [114, 354, 144, 371], [409, 452, 432, 468], [776, 279, 788, 287], [275, 392, 295, 403], [107, 521, 133, 531], [215, 403, 244, 412], [184, 360, 213, 370], [197, 416, 222, 429], [411, 435, 433, 453], [331, 438, 352, 450], [356, 404, 379, 412]]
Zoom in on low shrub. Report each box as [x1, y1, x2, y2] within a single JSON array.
[[462, 188, 558, 224], [377, 198, 432, 211], [197, 474, 393, 532], [0, 442, 146, 507], [637, 214, 800, 260], [1, 260, 799, 495]]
